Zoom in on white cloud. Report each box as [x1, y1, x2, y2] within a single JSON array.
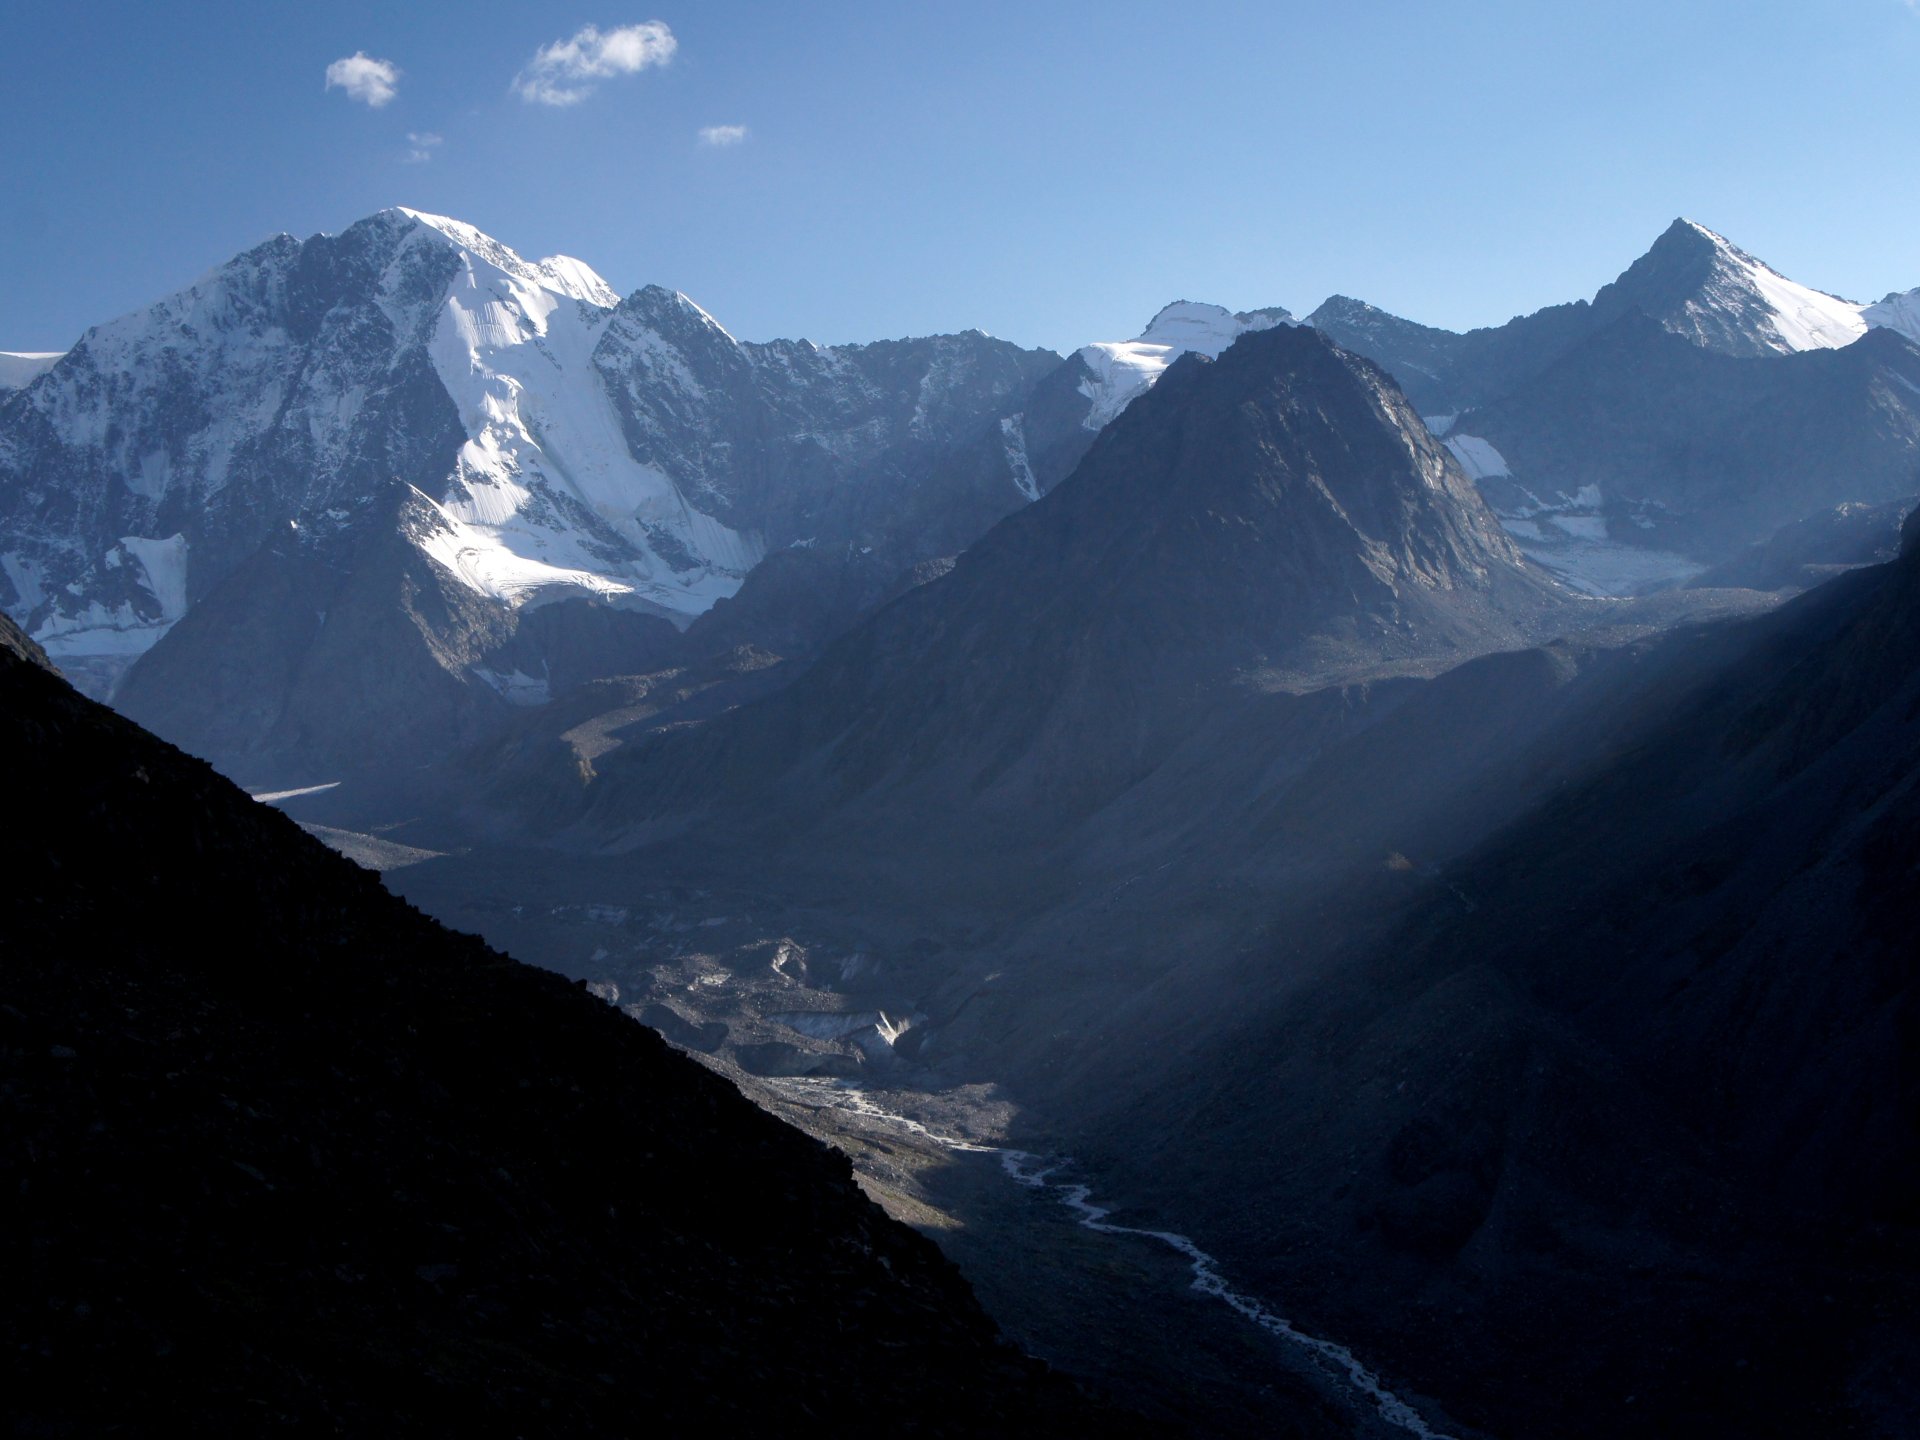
[[325, 52, 401, 109], [698, 124, 748, 147], [513, 22, 676, 106], [403, 132, 442, 164]]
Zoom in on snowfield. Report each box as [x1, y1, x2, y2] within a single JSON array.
[[1076, 300, 1294, 431]]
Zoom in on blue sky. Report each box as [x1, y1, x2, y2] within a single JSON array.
[[3, 0, 1918, 356]]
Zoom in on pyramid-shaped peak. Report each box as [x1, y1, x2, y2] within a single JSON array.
[[1595, 217, 1865, 356]]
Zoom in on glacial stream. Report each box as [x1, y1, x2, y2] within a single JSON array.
[[777, 1078, 1455, 1440]]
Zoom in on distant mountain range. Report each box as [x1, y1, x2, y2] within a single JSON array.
[[9, 204, 1920, 1439], [5, 210, 1919, 775], [400, 309, 1920, 1440]]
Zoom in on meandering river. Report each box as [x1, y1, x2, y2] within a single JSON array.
[[777, 1077, 1456, 1440]]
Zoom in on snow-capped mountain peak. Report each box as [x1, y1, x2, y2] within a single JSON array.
[[0, 207, 756, 677], [1075, 299, 1296, 431], [1679, 218, 1866, 351], [1863, 287, 1920, 348], [1594, 217, 1868, 357], [390, 206, 621, 308], [0, 206, 1059, 731]]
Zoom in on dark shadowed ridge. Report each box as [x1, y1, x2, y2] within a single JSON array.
[[1102, 516, 1920, 1440], [0, 613, 1148, 1437]]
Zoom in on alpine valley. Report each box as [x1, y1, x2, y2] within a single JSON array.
[[6, 208, 1919, 1438]]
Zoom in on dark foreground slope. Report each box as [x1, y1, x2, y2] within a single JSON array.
[[0, 617, 1141, 1436], [1112, 523, 1920, 1439]]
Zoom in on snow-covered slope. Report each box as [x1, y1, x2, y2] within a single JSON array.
[[1593, 218, 1868, 357], [1864, 287, 1920, 347], [1075, 301, 1295, 430], [1684, 221, 1865, 351], [0, 353, 62, 391], [399, 208, 761, 615]]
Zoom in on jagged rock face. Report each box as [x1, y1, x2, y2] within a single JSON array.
[[593, 284, 1059, 553], [0, 614, 1141, 1437], [586, 325, 1562, 825], [0, 208, 1057, 771], [1308, 293, 1597, 417]]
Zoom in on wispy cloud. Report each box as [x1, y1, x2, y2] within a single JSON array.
[[402, 132, 443, 164], [513, 22, 676, 106], [698, 124, 748, 148], [325, 52, 401, 109]]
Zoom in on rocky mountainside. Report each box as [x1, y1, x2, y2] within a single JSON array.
[[1305, 224, 1920, 595], [567, 323, 1566, 831], [0, 609, 1145, 1436], [1589, 217, 1870, 355], [430, 462, 1920, 1440], [0, 208, 1055, 770], [364, 276, 1920, 1439], [1307, 292, 1595, 417], [1444, 318, 1920, 585]]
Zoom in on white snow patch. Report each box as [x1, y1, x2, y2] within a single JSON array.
[[0, 352, 62, 390], [1522, 543, 1705, 597], [1443, 434, 1511, 480], [471, 664, 551, 706], [1000, 414, 1040, 501], [33, 603, 169, 656], [1550, 514, 1609, 542], [119, 534, 190, 620], [251, 781, 341, 804], [1864, 287, 1920, 348], [404, 215, 764, 616], [1075, 301, 1294, 432], [1679, 220, 1867, 353], [1491, 481, 1703, 596]]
